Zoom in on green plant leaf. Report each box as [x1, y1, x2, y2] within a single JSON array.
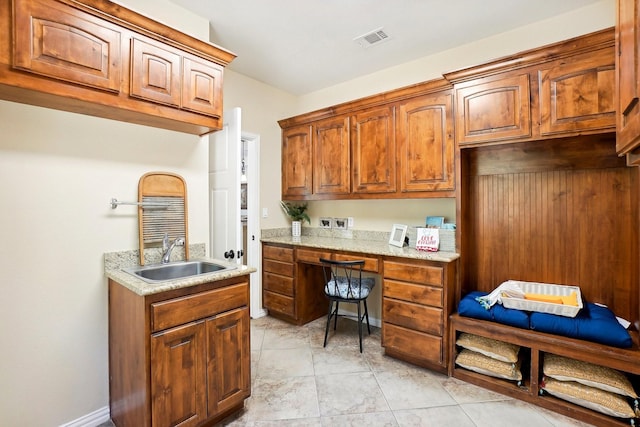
[[280, 201, 310, 224]]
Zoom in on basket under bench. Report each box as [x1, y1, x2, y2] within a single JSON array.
[[449, 313, 640, 427]]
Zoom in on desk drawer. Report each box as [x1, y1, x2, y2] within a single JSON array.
[[263, 259, 294, 277], [383, 279, 443, 307], [263, 271, 294, 296], [296, 248, 332, 264], [263, 245, 294, 262], [383, 297, 443, 336], [333, 253, 380, 273], [151, 282, 248, 332], [383, 261, 443, 286], [383, 322, 443, 366], [263, 289, 295, 317]]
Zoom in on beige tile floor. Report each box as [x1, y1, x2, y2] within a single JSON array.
[[102, 315, 595, 427]]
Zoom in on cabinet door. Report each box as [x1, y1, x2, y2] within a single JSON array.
[[151, 321, 207, 427], [13, 0, 122, 92], [130, 38, 181, 107], [398, 93, 455, 192], [282, 124, 313, 197], [616, 0, 640, 154], [351, 106, 396, 194], [455, 74, 531, 145], [206, 307, 250, 417], [539, 49, 615, 136], [182, 56, 223, 118], [313, 116, 350, 196]]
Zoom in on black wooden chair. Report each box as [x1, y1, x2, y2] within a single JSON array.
[[320, 258, 376, 352]]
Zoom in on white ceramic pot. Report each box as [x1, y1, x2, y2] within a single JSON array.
[[291, 220, 301, 237]]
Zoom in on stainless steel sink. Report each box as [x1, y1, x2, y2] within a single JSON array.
[[123, 260, 236, 283]]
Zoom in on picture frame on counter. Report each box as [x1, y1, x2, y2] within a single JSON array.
[[389, 224, 408, 247]]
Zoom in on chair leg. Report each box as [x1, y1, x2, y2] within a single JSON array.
[[363, 299, 371, 335], [357, 301, 363, 353], [323, 300, 333, 348], [333, 301, 339, 330]]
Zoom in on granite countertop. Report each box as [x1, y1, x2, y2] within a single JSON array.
[[104, 244, 256, 296], [260, 234, 460, 263]]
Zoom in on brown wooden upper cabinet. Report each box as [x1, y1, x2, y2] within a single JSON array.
[[282, 124, 313, 197], [3, 0, 235, 136], [279, 80, 456, 200], [446, 28, 615, 148], [616, 0, 640, 157], [314, 115, 351, 196], [351, 106, 397, 194], [453, 74, 532, 145], [398, 92, 455, 192]]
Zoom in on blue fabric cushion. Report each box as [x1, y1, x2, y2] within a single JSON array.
[[530, 303, 632, 348], [458, 291, 530, 329]]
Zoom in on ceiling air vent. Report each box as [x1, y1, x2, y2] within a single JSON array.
[[354, 27, 390, 48]]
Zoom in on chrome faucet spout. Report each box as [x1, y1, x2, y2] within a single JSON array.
[[161, 235, 185, 264]]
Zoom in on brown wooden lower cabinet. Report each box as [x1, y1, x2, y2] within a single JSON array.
[[261, 242, 458, 371], [109, 276, 251, 427], [382, 257, 456, 373]]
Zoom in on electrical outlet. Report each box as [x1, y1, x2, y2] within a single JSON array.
[[347, 217, 354, 228], [262, 207, 268, 218]]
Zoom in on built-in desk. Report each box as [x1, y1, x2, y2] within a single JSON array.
[[261, 234, 459, 372]]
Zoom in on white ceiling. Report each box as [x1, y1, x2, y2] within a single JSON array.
[[171, 0, 604, 95]]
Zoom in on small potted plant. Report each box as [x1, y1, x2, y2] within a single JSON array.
[[280, 201, 310, 237]]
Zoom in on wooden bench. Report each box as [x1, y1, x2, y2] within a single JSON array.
[[449, 313, 640, 427]]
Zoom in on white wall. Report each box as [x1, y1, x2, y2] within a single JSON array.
[[0, 1, 211, 426]]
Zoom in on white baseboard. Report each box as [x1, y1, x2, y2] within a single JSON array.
[[251, 308, 268, 319], [59, 406, 110, 427]]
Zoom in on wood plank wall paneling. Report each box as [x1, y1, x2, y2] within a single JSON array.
[[461, 136, 639, 329]]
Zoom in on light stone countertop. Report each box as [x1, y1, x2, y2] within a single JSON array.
[[104, 243, 256, 296], [260, 233, 460, 263]]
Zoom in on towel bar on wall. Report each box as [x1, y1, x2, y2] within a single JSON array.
[[110, 198, 169, 209]]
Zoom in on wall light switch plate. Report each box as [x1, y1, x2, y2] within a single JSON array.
[[347, 217, 354, 228], [262, 207, 268, 218]]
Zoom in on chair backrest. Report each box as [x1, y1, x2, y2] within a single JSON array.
[[320, 258, 366, 300]]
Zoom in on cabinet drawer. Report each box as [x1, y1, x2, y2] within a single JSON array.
[[383, 279, 443, 307], [263, 272, 294, 296], [151, 282, 248, 332], [263, 259, 294, 277], [296, 248, 332, 264], [383, 261, 443, 286], [333, 253, 380, 273], [263, 290, 295, 317], [383, 298, 443, 336], [383, 322, 443, 366], [263, 245, 294, 262]]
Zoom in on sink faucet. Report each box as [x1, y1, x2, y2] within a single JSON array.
[[162, 233, 185, 264]]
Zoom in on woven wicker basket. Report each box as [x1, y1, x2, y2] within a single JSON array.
[[501, 280, 583, 318]]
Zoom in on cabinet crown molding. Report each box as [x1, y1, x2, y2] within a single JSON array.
[[443, 27, 614, 84]]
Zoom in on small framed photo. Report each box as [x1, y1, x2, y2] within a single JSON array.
[[426, 216, 444, 228], [388, 224, 408, 247], [319, 217, 332, 229], [333, 217, 348, 230]]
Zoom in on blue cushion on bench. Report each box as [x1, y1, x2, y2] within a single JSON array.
[[530, 303, 632, 348], [459, 291, 530, 329]]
